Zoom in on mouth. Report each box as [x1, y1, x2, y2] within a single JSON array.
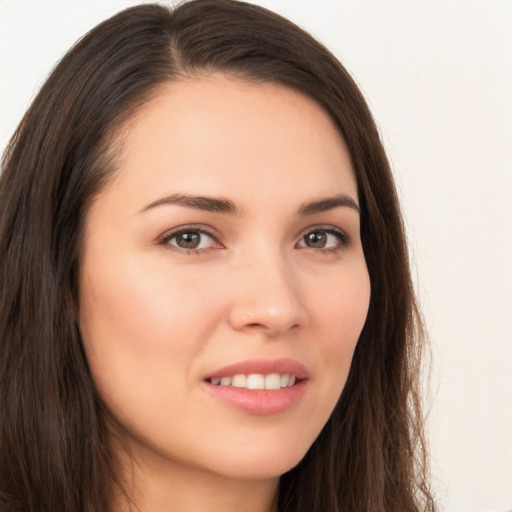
[[206, 373, 298, 390], [202, 359, 308, 415]]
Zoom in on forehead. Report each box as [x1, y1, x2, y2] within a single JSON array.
[[100, 74, 357, 210]]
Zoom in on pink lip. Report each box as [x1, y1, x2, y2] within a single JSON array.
[[204, 358, 309, 380], [202, 358, 309, 415]]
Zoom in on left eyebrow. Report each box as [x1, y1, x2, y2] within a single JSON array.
[[297, 194, 360, 216]]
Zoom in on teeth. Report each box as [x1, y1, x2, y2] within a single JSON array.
[[265, 373, 281, 390], [231, 374, 247, 387], [209, 373, 298, 389], [220, 377, 232, 386], [246, 374, 265, 389]]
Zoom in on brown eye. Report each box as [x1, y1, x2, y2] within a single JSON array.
[[175, 232, 201, 249], [298, 229, 347, 250], [163, 229, 218, 251], [304, 232, 328, 248]]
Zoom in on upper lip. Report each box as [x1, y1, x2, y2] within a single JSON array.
[[204, 358, 309, 380]]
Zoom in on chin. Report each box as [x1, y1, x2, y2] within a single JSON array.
[[202, 440, 311, 481]]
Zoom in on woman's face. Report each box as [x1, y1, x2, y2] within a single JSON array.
[[79, 75, 370, 482]]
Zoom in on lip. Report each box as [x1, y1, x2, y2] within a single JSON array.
[[202, 358, 309, 415]]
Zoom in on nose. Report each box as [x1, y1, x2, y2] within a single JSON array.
[[227, 251, 309, 336]]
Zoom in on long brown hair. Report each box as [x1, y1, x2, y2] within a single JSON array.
[[0, 1, 436, 511]]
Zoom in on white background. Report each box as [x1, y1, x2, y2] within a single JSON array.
[[1, 1, 511, 511]]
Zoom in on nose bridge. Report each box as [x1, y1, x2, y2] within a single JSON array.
[[228, 243, 308, 335]]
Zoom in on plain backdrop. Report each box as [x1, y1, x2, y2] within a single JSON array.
[[1, 1, 511, 511]]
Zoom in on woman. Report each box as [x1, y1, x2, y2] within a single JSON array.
[[0, 1, 436, 511]]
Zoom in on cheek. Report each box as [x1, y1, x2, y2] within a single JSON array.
[[78, 259, 220, 442], [317, 264, 370, 345], [79, 256, 228, 385], [80, 268, 177, 361], [311, 266, 370, 396]]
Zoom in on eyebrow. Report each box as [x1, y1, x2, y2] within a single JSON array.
[[139, 192, 360, 216], [297, 194, 360, 216], [139, 193, 241, 215]]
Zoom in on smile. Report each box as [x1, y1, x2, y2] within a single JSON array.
[[203, 359, 309, 415], [207, 373, 297, 390]]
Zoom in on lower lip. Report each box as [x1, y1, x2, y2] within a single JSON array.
[[203, 380, 307, 415]]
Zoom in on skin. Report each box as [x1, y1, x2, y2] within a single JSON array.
[[79, 74, 371, 512]]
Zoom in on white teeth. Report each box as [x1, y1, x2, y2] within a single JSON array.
[[231, 374, 247, 388], [220, 376, 232, 386], [209, 373, 298, 389], [246, 374, 265, 390], [265, 373, 281, 390]]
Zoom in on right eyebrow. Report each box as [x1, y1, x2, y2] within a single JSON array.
[[138, 193, 242, 216]]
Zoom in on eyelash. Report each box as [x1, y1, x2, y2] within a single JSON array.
[[157, 225, 349, 255]]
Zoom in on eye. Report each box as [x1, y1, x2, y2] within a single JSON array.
[[297, 228, 348, 251], [159, 227, 220, 252]]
